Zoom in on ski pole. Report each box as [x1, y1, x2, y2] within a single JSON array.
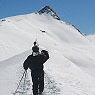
[[14, 71, 26, 95], [24, 71, 27, 84], [23, 71, 27, 92]]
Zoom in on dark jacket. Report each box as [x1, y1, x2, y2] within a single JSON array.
[[23, 50, 49, 71]]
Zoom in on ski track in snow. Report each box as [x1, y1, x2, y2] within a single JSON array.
[[44, 72, 61, 95], [14, 67, 61, 95]]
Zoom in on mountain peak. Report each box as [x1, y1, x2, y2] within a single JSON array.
[[38, 5, 60, 20]]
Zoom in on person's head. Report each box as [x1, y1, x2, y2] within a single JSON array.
[[34, 41, 36, 46], [32, 45, 39, 53]]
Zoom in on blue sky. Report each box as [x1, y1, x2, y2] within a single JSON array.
[[0, 0, 95, 34]]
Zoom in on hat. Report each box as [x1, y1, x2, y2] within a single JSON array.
[[32, 45, 39, 52]]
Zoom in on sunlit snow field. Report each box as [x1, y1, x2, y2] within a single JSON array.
[[0, 11, 95, 95]]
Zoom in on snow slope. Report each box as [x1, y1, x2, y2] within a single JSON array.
[[0, 6, 95, 95], [86, 34, 95, 44], [0, 12, 92, 60]]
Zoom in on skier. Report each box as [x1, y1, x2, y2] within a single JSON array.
[[23, 41, 49, 95]]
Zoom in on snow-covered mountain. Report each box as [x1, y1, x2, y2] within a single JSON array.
[[0, 6, 95, 95], [0, 6, 91, 60]]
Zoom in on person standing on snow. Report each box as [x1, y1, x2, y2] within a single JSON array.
[[23, 42, 49, 95]]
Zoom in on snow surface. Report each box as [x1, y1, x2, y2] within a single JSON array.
[[86, 34, 95, 45], [0, 11, 95, 95]]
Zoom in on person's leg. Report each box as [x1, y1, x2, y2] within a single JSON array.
[[31, 72, 39, 95], [39, 70, 44, 94]]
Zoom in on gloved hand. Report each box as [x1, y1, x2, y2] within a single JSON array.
[[24, 67, 28, 71], [25, 70, 27, 72]]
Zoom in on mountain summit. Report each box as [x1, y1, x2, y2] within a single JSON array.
[[38, 5, 60, 20]]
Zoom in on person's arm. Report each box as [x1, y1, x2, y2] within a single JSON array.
[[41, 50, 49, 63], [23, 56, 30, 70]]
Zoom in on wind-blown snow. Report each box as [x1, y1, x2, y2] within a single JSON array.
[[0, 10, 95, 95]]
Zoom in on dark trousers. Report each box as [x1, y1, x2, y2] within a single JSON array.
[[31, 70, 44, 95]]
